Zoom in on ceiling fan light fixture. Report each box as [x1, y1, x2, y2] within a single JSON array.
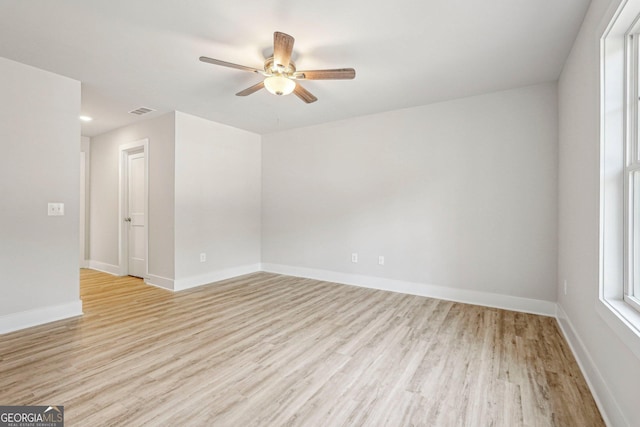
[[264, 75, 296, 96]]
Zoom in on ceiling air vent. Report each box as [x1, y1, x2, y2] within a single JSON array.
[[129, 107, 155, 116]]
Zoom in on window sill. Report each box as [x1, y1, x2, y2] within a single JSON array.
[[596, 297, 640, 361]]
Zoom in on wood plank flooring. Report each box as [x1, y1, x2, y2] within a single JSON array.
[[0, 270, 603, 426]]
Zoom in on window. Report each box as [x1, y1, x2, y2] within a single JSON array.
[[626, 32, 640, 313], [600, 0, 640, 360]]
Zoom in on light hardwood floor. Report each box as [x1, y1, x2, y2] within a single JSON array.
[[0, 270, 603, 426]]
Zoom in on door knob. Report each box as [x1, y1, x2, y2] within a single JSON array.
[[124, 217, 132, 222]]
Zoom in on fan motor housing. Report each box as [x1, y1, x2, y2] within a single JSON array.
[[264, 56, 296, 76]]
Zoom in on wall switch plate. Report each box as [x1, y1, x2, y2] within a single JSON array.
[[351, 253, 358, 263], [378, 256, 385, 265], [48, 202, 64, 216], [200, 253, 206, 262]]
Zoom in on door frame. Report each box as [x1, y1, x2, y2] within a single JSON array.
[[118, 138, 149, 278]]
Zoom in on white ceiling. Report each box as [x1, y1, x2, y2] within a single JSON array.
[[0, 0, 590, 137]]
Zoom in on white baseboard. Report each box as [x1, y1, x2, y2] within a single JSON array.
[[0, 300, 83, 334], [174, 263, 262, 291], [556, 304, 626, 427], [85, 258, 552, 315], [88, 260, 120, 276], [145, 274, 174, 291], [260, 263, 557, 317]]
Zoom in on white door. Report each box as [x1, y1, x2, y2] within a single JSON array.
[[79, 152, 86, 267], [126, 151, 146, 278]]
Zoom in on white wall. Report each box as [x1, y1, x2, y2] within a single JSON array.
[[0, 56, 82, 332], [558, 0, 640, 425], [89, 113, 175, 280], [89, 111, 261, 290], [262, 83, 558, 310], [174, 112, 262, 289]]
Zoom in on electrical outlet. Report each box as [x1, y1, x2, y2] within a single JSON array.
[[563, 279, 567, 295], [47, 202, 64, 216], [351, 253, 358, 263], [200, 253, 206, 263], [378, 256, 385, 265]]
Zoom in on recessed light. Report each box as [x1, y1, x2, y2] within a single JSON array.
[[79, 115, 93, 122]]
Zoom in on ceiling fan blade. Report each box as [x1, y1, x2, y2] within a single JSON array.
[[293, 83, 318, 104], [199, 56, 261, 73], [236, 81, 265, 96], [294, 68, 356, 80], [273, 32, 295, 68]]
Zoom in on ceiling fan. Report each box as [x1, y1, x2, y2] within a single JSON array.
[[199, 31, 356, 104]]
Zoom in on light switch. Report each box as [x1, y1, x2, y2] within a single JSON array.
[[48, 202, 64, 216]]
